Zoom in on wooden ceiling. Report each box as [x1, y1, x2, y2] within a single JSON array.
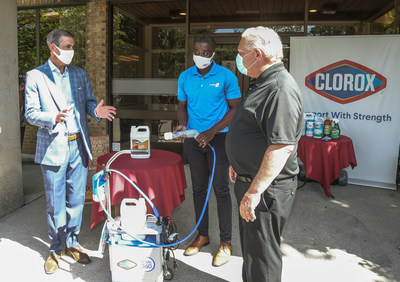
[[112, 0, 395, 25]]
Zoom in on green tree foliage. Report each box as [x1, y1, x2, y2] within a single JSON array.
[[113, 11, 145, 78], [155, 53, 185, 78], [371, 8, 398, 34], [308, 25, 355, 36], [17, 6, 86, 76], [155, 28, 185, 49], [152, 28, 186, 78], [17, 9, 36, 75]]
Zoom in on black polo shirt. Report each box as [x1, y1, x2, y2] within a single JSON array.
[[226, 62, 303, 180]]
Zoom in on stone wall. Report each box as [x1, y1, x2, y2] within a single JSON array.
[[0, 0, 24, 218]]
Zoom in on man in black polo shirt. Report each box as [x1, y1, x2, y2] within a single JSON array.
[[225, 27, 303, 282]]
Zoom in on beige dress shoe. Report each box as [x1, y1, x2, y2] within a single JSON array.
[[212, 241, 232, 267], [44, 253, 62, 274], [184, 234, 210, 256], [65, 245, 91, 264]]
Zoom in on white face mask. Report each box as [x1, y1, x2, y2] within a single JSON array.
[[193, 52, 215, 69], [53, 44, 74, 65]]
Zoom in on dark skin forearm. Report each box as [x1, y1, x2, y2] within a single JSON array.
[[206, 97, 241, 136], [196, 97, 241, 148], [177, 101, 188, 128], [176, 97, 242, 148]]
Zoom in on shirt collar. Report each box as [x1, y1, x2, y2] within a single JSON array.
[[191, 61, 217, 77], [252, 62, 284, 88], [48, 59, 69, 75]]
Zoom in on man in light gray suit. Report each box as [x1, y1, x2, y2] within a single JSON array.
[[25, 29, 116, 274]]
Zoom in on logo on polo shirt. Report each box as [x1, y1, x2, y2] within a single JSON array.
[[305, 60, 387, 104], [209, 82, 220, 88]]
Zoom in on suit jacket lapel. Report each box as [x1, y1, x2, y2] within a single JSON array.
[[68, 67, 82, 124], [69, 67, 77, 105], [38, 62, 67, 111]]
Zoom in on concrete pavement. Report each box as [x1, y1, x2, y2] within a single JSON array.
[[0, 163, 399, 281]]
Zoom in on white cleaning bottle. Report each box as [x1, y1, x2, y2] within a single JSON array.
[[164, 129, 199, 140]]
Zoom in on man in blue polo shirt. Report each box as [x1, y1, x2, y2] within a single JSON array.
[[175, 35, 241, 267]]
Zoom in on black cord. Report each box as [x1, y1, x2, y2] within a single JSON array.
[[297, 180, 307, 189]]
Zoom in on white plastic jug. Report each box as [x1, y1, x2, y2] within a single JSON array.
[[120, 198, 147, 240], [130, 126, 151, 159]]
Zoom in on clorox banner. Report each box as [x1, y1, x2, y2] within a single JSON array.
[[290, 35, 400, 190], [305, 60, 387, 104]]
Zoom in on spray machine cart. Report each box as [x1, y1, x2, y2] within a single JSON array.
[[107, 216, 164, 281], [93, 150, 179, 282]]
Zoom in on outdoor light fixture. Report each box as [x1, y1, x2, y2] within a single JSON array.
[[169, 10, 185, 20], [41, 11, 60, 23], [309, 9, 318, 13], [321, 3, 337, 15]]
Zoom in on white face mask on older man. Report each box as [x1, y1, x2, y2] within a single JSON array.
[[193, 52, 215, 69], [53, 45, 74, 65]]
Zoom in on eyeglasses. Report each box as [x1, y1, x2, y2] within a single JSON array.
[[238, 49, 256, 58]]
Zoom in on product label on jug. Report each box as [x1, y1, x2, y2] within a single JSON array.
[[323, 125, 331, 135], [131, 139, 149, 154], [313, 122, 323, 138]]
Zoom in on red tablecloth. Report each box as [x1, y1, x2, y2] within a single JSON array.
[[90, 149, 187, 229], [297, 135, 357, 198]]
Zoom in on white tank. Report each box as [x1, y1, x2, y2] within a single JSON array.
[[120, 198, 147, 240]]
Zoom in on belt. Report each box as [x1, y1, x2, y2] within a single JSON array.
[[236, 174, 253, 183], [68, 132, 81, 141], [236, 174, 296, 184]]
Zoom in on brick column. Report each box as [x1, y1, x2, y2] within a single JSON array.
[[86, 0, 109, 136]]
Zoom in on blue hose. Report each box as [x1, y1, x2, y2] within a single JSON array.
[[98, 144, 216, 248]]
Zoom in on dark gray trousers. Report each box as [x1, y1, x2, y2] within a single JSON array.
[[234, 177, 297, 282]]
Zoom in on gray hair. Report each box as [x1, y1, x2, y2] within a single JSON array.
[[241, 27, 283, 63], [46, 29, 74, 47]]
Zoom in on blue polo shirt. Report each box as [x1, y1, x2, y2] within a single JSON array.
[[177, 62, 241, 133]]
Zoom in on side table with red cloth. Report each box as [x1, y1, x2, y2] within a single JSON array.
[[90, 149, 187, 229], [297, 135, 357, 198]]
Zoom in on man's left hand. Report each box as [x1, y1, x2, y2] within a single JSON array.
[[196, 129, 216, 148], [240, 191, 261, 222], [229, 165, 237, 183], [95, 99, 116, 121]]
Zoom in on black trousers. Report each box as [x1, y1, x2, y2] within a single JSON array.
[[234, 177, 297, 282], [184, 133, 232, 242]]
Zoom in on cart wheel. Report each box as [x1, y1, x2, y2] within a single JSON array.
[[163, 266, 174, 280], [338, 170, 348, 186]]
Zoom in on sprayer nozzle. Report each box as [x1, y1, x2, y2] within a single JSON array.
[[164, 132, 173, 140]]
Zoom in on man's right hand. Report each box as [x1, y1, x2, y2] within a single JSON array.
[[173, 124, 187, 140], [55, 108, 71, 124]]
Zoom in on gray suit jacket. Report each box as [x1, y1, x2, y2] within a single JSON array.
[[25, 61, 101, 166]]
